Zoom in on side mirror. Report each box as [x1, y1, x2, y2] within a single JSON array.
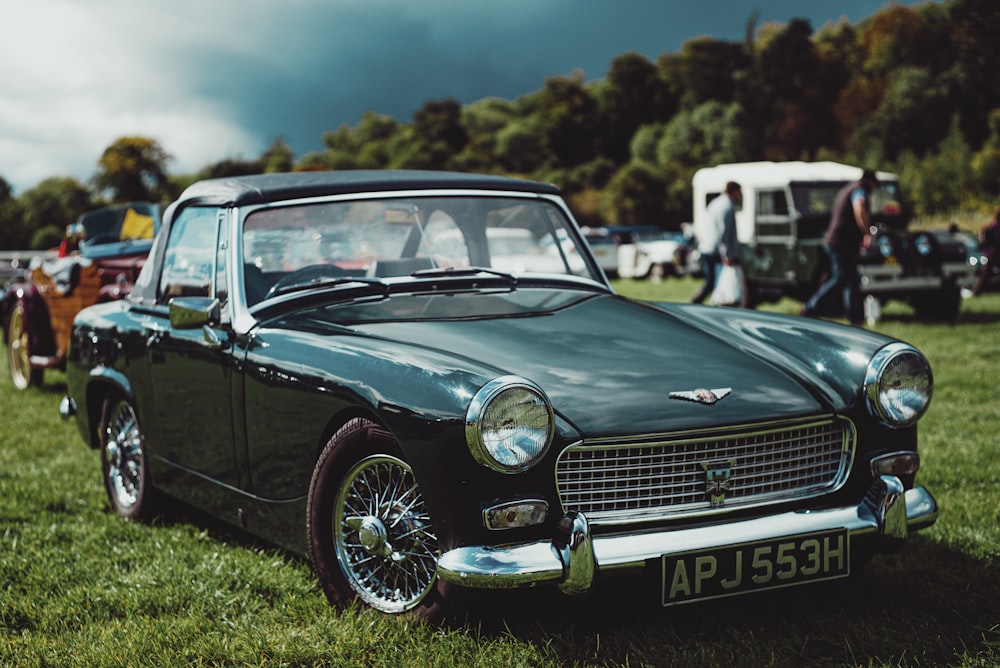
[[169, 297, 220, 330]]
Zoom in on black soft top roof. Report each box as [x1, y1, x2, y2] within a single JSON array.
[[176, 170, 561, 207]]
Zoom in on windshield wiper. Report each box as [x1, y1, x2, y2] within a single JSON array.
[[267, 276, 387, 299], [411, 266, 517, 283]]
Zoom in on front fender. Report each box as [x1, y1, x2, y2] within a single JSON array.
[[73, 365, 138, 450]]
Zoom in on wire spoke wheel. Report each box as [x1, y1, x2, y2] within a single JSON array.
[[101, 399, 146, 514], [333, 454, 440, 614], [7, 303, 39, 390]]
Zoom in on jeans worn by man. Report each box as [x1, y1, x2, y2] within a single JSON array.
[[691, 251, 721, 304], [801, 171, 876, 326], [803, 244, 863, 325]]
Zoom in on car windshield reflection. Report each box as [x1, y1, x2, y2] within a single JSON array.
[[242, 196, 596, 306]]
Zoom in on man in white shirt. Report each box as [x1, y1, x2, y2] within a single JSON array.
[[692, 180, 741, 304]]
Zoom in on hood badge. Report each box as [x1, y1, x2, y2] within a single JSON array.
[[669, 387, 732, 405]]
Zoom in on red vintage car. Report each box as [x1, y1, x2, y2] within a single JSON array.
[[3, 202, 159, 389]]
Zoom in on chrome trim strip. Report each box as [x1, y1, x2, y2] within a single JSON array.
[[860, 276, 945, 290], [436, 483, 937, 591]]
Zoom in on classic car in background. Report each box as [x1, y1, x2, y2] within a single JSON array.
[[950, 227, 999, 294], [693, 162, 974, 319], [2, 202, 159, 389], [582, 225, 687, 279], [61, 170, 937, 620]]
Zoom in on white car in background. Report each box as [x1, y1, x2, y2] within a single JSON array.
[[582, 226, 686, 279]]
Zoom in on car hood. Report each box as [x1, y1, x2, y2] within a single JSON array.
[[290, 290, 871, 438]]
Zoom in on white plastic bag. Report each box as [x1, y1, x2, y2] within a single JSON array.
[[710, 265, 743, 306]]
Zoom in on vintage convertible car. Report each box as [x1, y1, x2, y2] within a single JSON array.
[[61, 171, 937, 620]]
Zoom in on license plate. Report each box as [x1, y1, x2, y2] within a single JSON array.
[[661, 529, 850, 606]]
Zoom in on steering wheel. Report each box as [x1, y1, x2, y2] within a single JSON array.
[[264, 263, 354, 299]]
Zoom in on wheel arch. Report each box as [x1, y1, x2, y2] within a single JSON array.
[[82, 368, 138, 449], [315, 406, 388, 459]]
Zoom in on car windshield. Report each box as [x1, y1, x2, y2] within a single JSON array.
[[80, 205, 157, 244], [242, 195, 595, 304]]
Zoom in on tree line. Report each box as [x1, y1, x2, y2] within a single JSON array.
[[1, 0, 998, 250]]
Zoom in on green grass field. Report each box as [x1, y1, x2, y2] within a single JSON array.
[[2, 279, 998, 667]]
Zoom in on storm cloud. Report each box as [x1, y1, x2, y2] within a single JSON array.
[[0, 0, 923, 193]]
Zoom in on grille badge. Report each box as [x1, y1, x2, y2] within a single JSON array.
[[702, 459, 736, 507], [669, 387, 732, 405]]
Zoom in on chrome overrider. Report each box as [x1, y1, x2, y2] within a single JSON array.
[[436, 476, 937, 594]]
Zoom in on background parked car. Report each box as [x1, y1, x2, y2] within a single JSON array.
[[949, 227, 998, 294], [582, 225, 686, 279], [2, 202, 159, 389]]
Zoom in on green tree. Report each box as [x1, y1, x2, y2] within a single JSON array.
[[630, 124, 666, 166], [530, 73, 600, 168], [453, 98, 515, 173], [596, 52, 674, 162], [656, 102, 750, 169], [0, 176, 28, 249], [30, 225, 64, 251], [295, 151, 335, 171], [848, 67, 952, 163], [601, 162, 668, 226], [742, 18, 844, 160], [970, 108, 1000, 203], [897, 116, 974, 215], [17, 177, 92, 247], [354, 111, 400, 169], [389, 99, 468, 170], [94, 136, 171, 202], [948, 0, 1000, 147], [197, 157, 264, 180], [659, 37, 747, 110], [261, 138, 295, 173]]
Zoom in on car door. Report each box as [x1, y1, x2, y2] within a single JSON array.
[[144, 206, 239, 487], [749, 187, 798, 286]]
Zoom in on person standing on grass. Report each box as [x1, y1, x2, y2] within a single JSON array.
[[692, 180, 742, 304], [971, 206, 999, 296], [801, 169, 877, 326]]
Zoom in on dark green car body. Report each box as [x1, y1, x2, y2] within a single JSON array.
[[62, 171, 937, 618]]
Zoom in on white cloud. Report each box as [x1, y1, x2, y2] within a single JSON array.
[[0, 0, 265, 193]]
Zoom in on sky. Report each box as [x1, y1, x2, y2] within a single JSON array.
[[0, 0, 931, 195]]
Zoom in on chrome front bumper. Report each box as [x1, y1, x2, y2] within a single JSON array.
[[436, 476, 937, 594]]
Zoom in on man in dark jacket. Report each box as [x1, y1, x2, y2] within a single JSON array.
[[800, 169, 878, 325]]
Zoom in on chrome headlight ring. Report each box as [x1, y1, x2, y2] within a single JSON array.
[[465, 375, 554, 473], [864, 342, 933, 428]]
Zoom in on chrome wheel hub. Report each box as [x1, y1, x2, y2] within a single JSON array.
[[357, 515, 389, 555]]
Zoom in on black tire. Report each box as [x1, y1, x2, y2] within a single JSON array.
[[99, 396, 154, 520], [6, 302, 43, 390], [307, 417, 452, 620]]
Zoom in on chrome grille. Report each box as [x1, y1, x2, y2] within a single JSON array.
[[556, 416, 854, 525]]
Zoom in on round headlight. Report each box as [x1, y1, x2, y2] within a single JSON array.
[[864, 343, 933, 427], [914, 234, 933, 256], [877, 236, 895, 258], [465, 376, 554, 473]]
